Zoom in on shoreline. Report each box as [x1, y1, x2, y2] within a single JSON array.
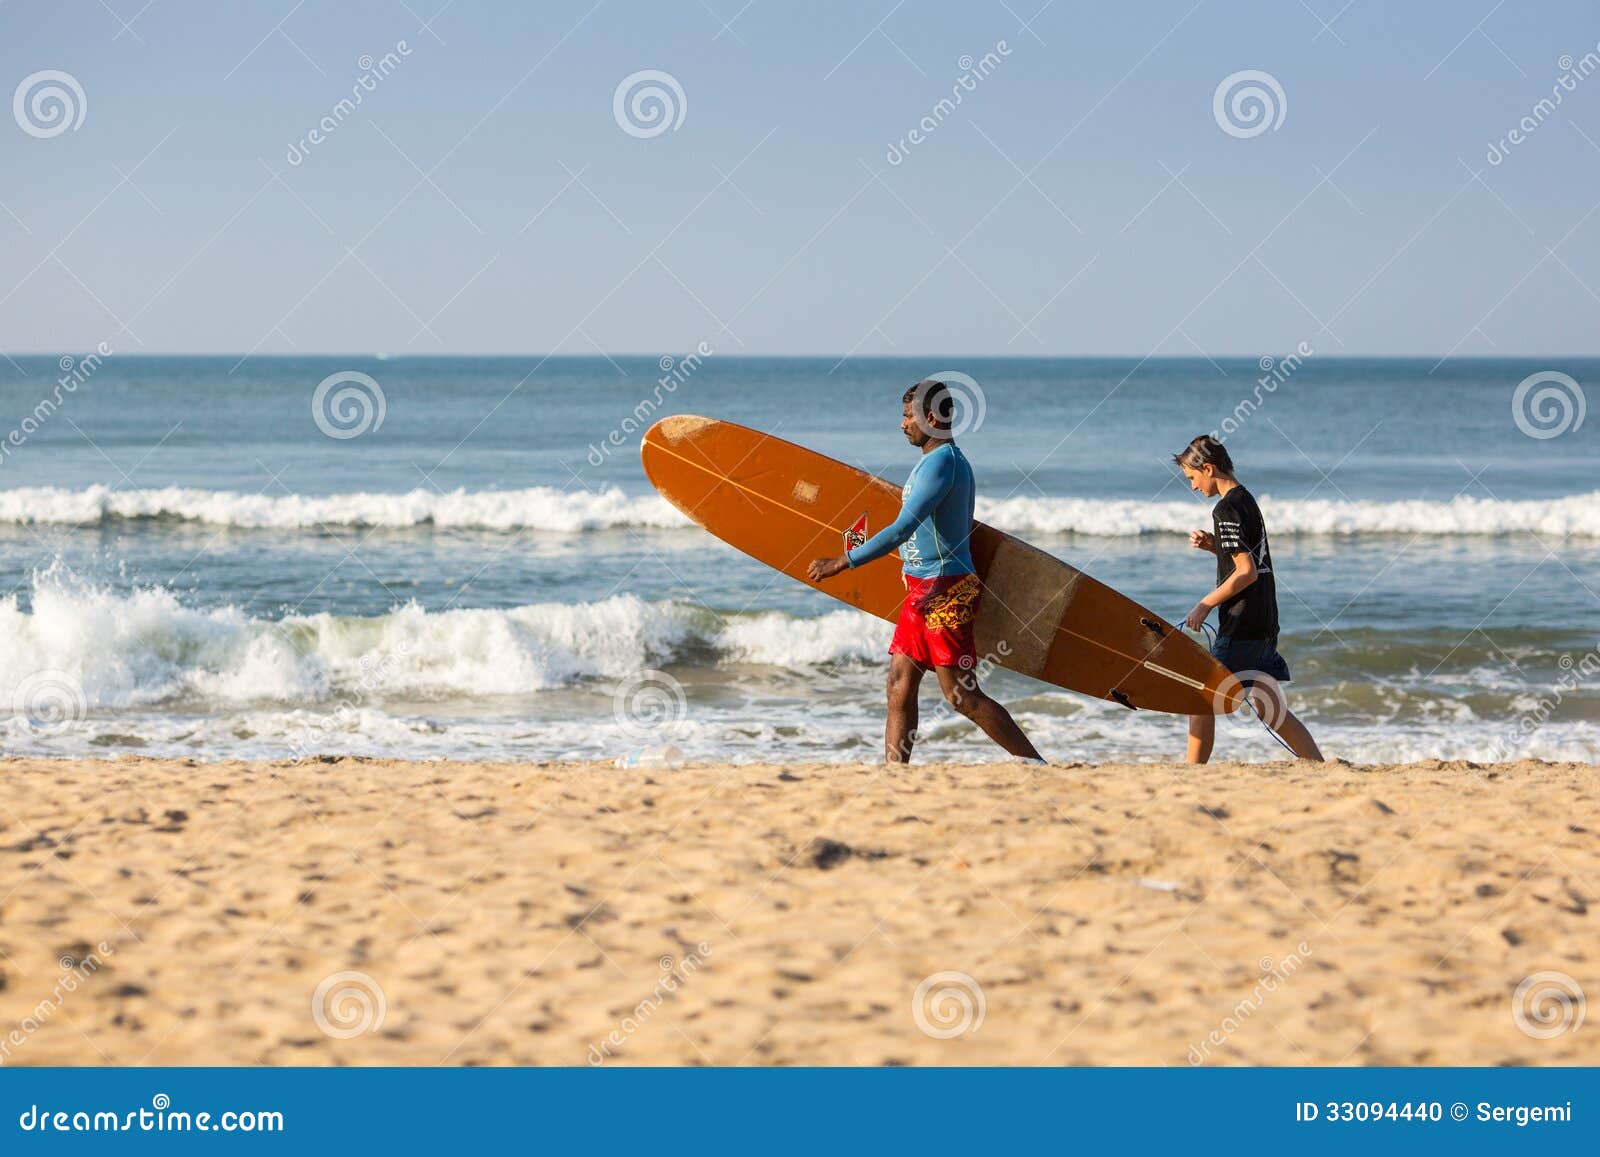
[[1, 756, 1594, 1065]]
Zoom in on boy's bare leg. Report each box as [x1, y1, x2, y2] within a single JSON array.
[[1187, 713, 1214, 764], [885, 653, 924, 763], [1248, 683, 1325, 761], [933, 665, 1043, 761], [1275, 711, 1324, 760]]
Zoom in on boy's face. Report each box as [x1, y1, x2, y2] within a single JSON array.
[[1182, 463, 1220, 498]]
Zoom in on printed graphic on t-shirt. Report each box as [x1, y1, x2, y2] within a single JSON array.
[[898, 472, 922, 567], [1216, 518, 1271, 572], [1212, 487, 1279, 640]]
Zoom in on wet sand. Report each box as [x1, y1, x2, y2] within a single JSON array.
[[0, 756, 1594, 1066]]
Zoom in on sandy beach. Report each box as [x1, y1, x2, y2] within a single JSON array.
[[0, 756, 1594, 1066]]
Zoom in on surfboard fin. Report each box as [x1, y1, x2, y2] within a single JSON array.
[[1109, 690, 1135, 710]]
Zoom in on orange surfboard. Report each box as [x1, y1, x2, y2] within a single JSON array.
[[641, 415, 1244, 716]]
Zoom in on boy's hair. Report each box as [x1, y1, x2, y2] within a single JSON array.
[[1172, 434, 1234, 476], [903, 380, 953, 426]]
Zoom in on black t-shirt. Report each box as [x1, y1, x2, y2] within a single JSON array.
[[1212, 486, 1278, 640]]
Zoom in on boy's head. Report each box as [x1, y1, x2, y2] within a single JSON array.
[[1173, 435, 1235, 497], [901, 380, 954, 444]]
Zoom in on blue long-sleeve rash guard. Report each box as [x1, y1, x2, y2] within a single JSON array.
[[845, 441, 976, 578]]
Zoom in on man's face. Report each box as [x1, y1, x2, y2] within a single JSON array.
[[900, 401, 929, 446], [1182, 463, 1219, 498]]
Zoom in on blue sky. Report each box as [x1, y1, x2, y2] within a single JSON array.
[[3, 0, 1599, 356]]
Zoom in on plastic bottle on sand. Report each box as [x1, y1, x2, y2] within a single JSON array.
[[615, 745, 685, 769]]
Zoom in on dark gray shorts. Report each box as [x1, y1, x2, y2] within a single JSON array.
[[1210, 634, 1291, 687]]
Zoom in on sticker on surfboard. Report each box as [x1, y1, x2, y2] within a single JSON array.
[[843, 511, 869, 551]]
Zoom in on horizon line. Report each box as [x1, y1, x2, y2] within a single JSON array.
[[6, 351, 1600, 362]]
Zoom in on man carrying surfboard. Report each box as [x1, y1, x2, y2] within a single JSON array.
[[806, 382, 1044, 764], [1175, 435, 1324, 763]]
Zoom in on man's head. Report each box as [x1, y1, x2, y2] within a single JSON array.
[[1173, 434, 1235, 497], [901, 380, 954, 446]]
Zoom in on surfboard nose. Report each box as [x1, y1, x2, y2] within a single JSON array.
[[645, 414, 717, 448]]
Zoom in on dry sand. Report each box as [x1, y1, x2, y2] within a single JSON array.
[[0, 756, 1595, 1066]]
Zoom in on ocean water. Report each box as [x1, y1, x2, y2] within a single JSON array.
[[1, 354, 1596, 765]]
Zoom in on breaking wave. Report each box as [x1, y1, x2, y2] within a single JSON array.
[[2, 485, 1598, 537], [0, 566, 890, 709], [3, 567, 1594, 764]]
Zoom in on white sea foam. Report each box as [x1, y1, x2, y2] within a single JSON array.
[[3, 568, 1595, 765], [0, 484, 688, 531], [975, 491, 1600, 538], [4, 696, 1594, 765], [717, 609, 889, 667], [2, 484, 1597, 537], [0, 568, 888, 711]]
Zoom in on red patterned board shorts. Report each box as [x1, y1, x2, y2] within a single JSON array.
[[890, 572, 982, 670]]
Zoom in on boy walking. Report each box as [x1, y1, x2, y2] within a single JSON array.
[[1174, 435, 1324, 763]]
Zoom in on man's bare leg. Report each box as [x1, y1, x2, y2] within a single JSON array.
[[1187, 713, 1214, 764], [933, 665, 1043, 761], [885, 653, 924, 763]]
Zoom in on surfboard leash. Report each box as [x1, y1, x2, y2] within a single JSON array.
[[1193, 621, 1300, 759]]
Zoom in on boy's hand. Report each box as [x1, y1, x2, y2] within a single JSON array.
[[1188, 529, 1215, 552], [807, 555, 849, 582], [1184, 601, 1211, 631]]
